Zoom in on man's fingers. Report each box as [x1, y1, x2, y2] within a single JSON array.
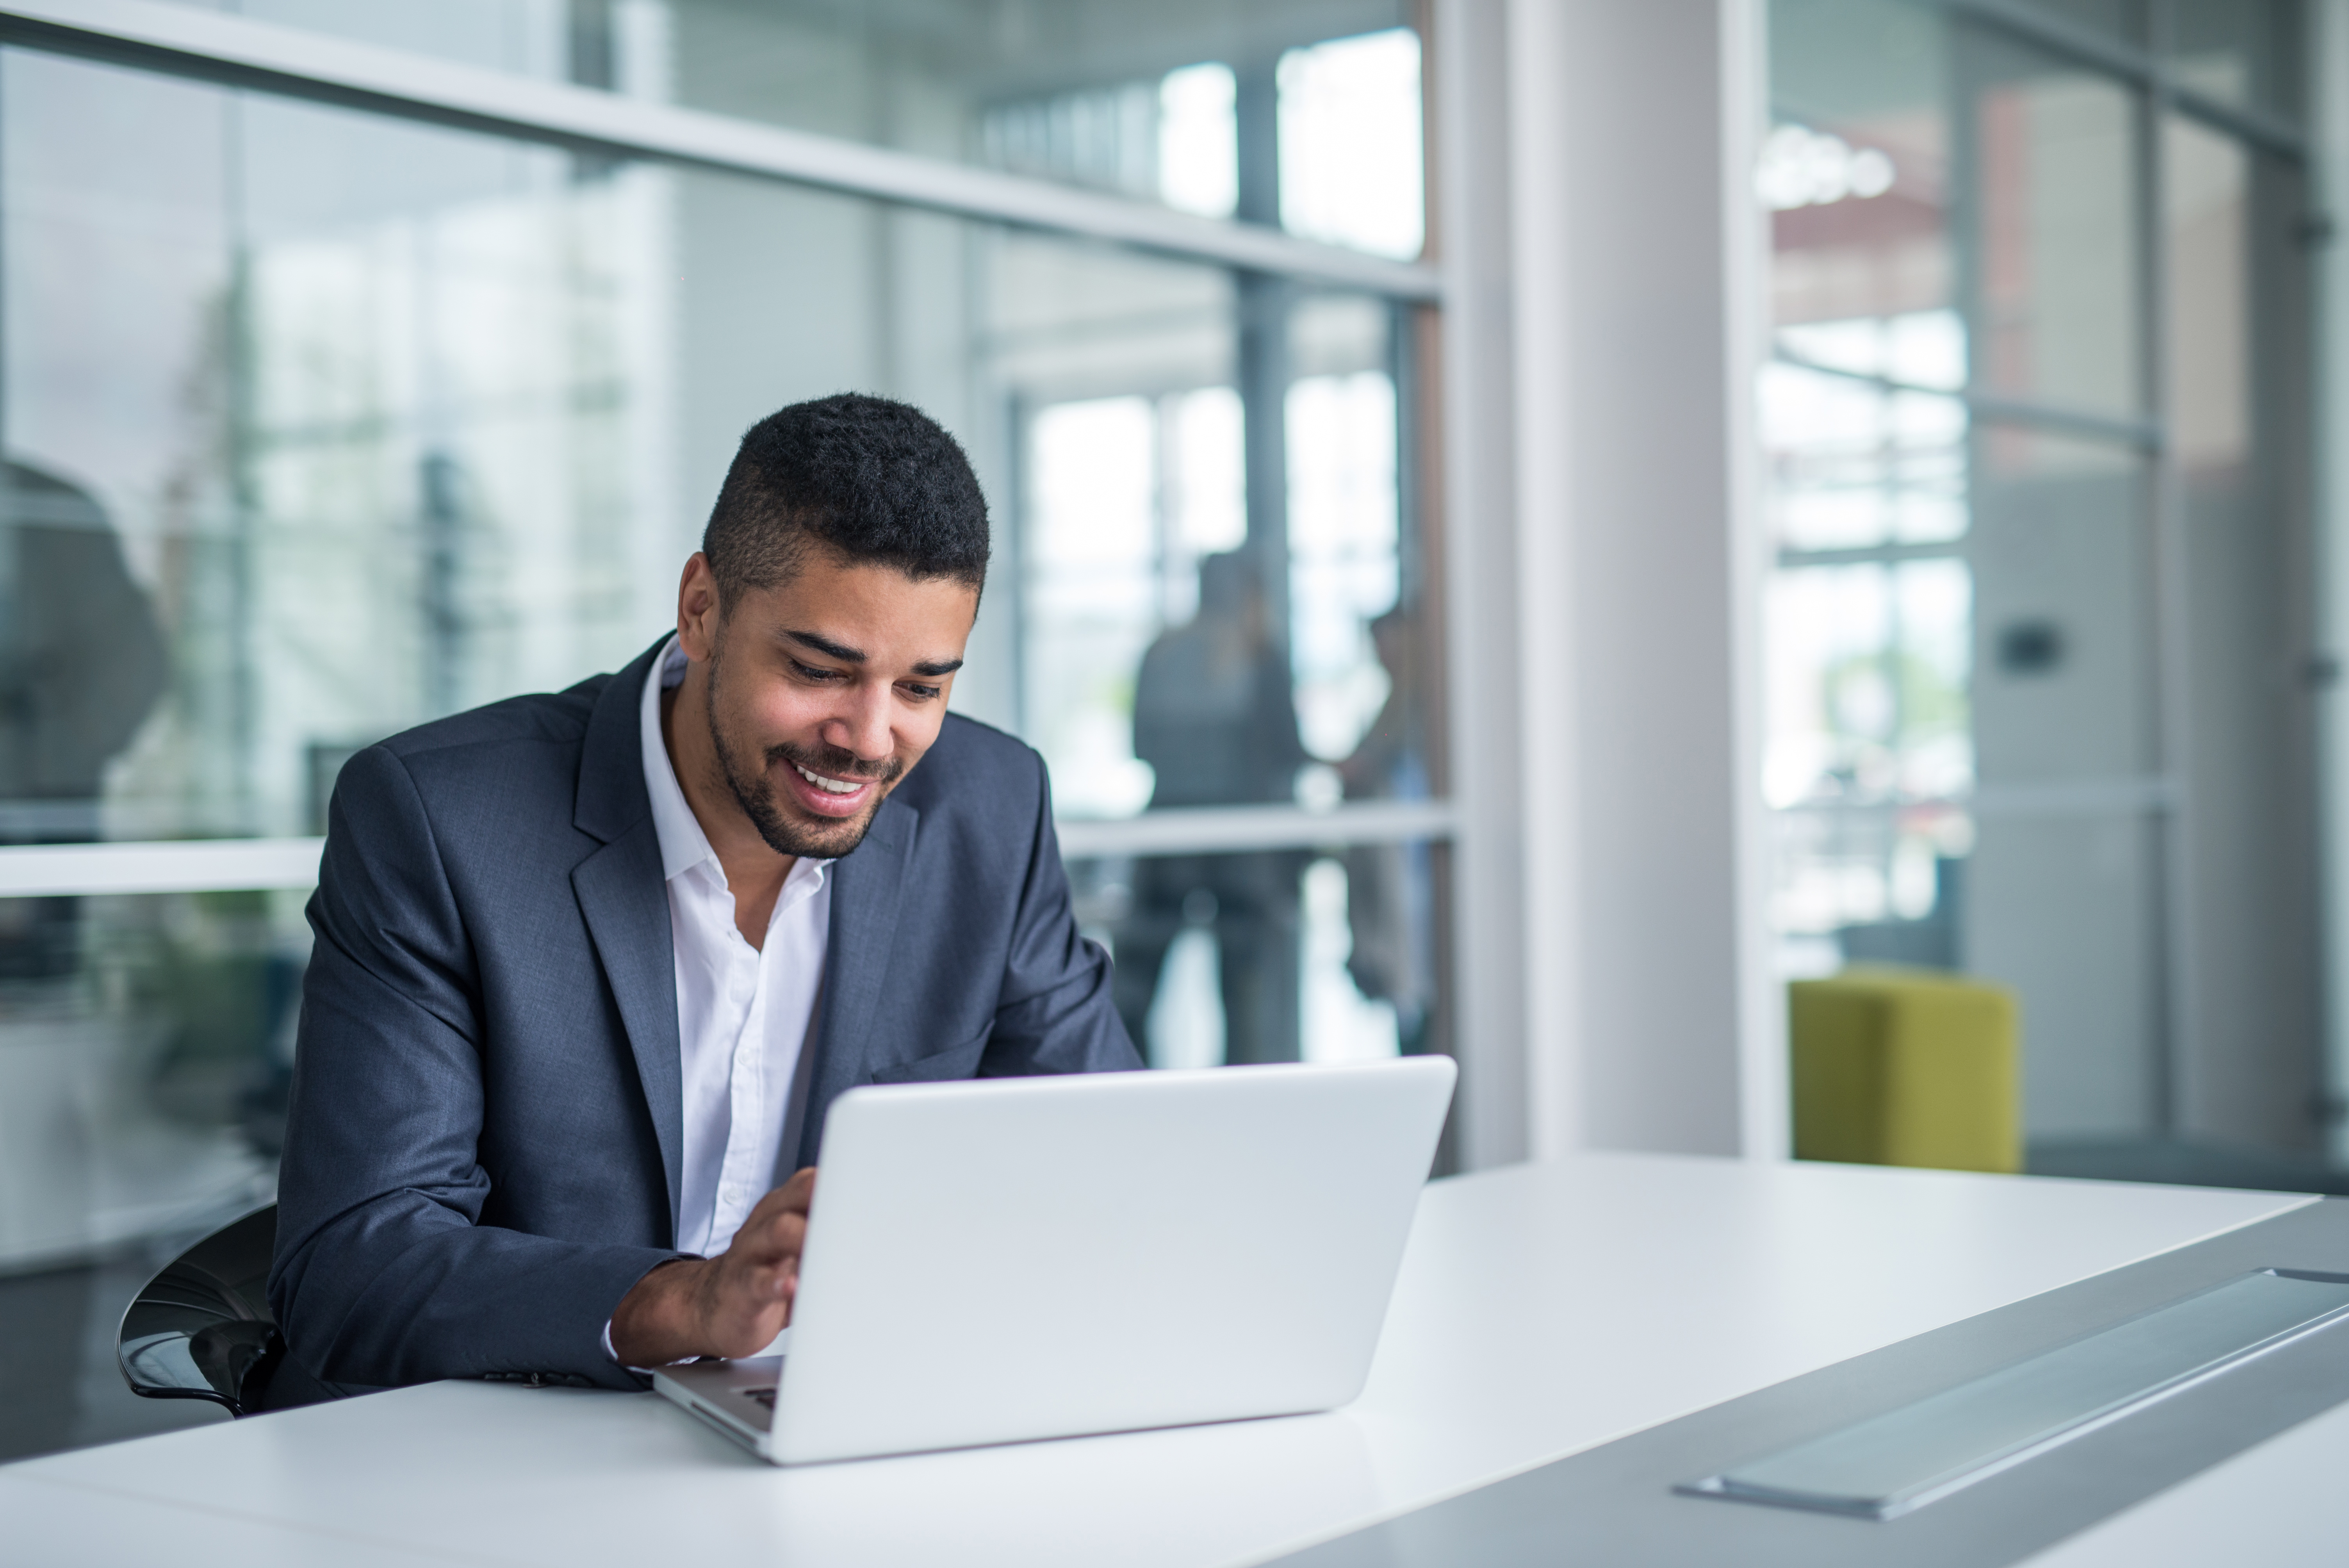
[[738, 1169, 816, 1233], [750, 1209, 806, 1257], [723, 1212, 807, 1282], [696, 1171, 820, 1351]]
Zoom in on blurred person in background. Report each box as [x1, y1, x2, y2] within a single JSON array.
[[1116, 550, 1308, 1064], [1339, 604, 1436, 1056], [0, 461, 167, 979]]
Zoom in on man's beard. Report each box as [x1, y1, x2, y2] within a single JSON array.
[[704, 663, 902, 861]]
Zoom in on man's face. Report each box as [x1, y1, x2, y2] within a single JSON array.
[[683, 548, 977, 860]]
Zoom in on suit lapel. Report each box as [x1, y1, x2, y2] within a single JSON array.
[[795, 793, 918, 1169], [574, 822, 683, 1240], [571, 638, 685, 1242]]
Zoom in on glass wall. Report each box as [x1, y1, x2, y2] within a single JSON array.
[[1765, 0, 2321, 1178], [0, 0, 1443, 1461], [148, 0, 1425, 255]]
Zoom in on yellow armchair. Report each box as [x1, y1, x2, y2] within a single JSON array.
[[1790, 966, 2021, 1174]]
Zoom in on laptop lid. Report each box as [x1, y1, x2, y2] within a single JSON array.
[[770, 1056, 1455, 1465]]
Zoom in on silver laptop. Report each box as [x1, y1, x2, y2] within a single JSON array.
[[654, 1055, 1455, 1465]]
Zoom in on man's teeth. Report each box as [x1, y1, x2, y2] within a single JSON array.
[[795, 763, 863, 796]]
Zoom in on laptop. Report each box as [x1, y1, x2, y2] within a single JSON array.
[[654, 1055, 1456, 1465]]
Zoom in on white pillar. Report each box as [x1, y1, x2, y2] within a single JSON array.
[[1437, 0, 1776, 1165]]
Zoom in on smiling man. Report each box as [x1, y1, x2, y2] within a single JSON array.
[[269, 394, 1140, 1394]]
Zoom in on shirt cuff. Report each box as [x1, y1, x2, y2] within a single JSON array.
[[602, 1318, 661, 1373]]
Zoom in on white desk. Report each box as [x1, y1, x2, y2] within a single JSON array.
[[2, 1154, 2327, 1568]]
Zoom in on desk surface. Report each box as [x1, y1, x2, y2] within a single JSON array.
[[2, 1153, 2324, 1568]]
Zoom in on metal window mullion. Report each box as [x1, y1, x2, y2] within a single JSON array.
[[2141, 7, 2196, 1143], [2167, 78, 2310, 164], [1773, 350, 2167, 450], [0, 804, 1464, 896], [1934, 0, 2308, 162], [1778, 541, 1968, 569], [1962, 390, 2164, 451], [0, 838, 326, 898], [1055, 800, 1460, 859], [0, 0, 1441, 301]]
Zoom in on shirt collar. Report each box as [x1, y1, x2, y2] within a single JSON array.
[[640, 637, 714, 883]]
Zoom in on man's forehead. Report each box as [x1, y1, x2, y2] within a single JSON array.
[[726, 568, 975, 673], [734, 561, 975, 621]]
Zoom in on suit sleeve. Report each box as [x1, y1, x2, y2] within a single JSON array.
[[267, 745, 678, 1391], [980, 752, 1146, 1076]]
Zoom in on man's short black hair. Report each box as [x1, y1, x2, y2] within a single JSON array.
[[702, 392, 989, 604]]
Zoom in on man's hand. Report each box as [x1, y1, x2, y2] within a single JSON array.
[[609, 1167, 816, 1366]]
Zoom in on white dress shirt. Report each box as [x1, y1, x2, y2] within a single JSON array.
[[639, 636, 832, 1258]]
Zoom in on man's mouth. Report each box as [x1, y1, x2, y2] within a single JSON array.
[[793, 763, 862, 796], [782, 757, 882, 819]]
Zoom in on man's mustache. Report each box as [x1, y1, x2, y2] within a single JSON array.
[[767, 738, 902, 786]]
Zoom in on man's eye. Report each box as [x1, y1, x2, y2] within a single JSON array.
[[902, 683, 941, 702], [791, 660, 843, 682]]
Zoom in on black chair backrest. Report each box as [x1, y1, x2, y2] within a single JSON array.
[[118, 1203, 284, 1418]]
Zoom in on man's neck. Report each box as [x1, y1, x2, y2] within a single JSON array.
[[661, 666, 795, 949]]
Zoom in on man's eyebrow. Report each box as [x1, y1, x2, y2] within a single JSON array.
[[783, 628, 864, 663], [784, 629, 962, 679]]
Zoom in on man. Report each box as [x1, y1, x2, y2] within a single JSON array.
[[1116, 551, 1310, 1065], [0, 461, 168, 979], [269, 394, 1140, 1392]]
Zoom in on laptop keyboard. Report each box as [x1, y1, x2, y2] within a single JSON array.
[[743, 1386, 778, 1409]]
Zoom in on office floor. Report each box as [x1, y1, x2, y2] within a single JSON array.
[[0, 1246, 230, 1463]]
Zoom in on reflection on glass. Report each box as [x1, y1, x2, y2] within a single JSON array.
[[1767, 315, 1969, 554], [0, 889, 298, 1459], [1765, 559, 1973, 971], [1970, 811, 2163, 1133], [2165, 116, 2250, 475], [1071, 849, 1426, 1069], [0, 465, 169, 851], [2162, 112, 2320, 1148], [152, 0, 1424, 251], [3, 52, 694, 840], [1970, 428, 2152, 784], [1767, 0, 1950, 328], [5, 51, 1427, 844], [1769, 0, 2320, 1158], [1277, 29, 1425, 259], [1766, 559, 1973, 811], [1765, 0, 1973, 984], [1289, 367, 1402, 756], [1015, 292, 1412, 821], [1133, 552, 1307, 811], [2008, 0, 2140, 45], [1020, 386, 1246, 818], [1159, 64, 1241, 219], [0, 891, 298, 1268], [1965, 421, 2157, 1135], [2167, 0, 2300, 120], [1965, 29, 2143, 417]]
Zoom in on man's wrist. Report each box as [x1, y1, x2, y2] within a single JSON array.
[[608, 1256, 708, 1367]]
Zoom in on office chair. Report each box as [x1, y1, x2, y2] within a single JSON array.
[[118, 1203, 286, 1418]]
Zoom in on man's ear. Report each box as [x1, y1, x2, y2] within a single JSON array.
[[677, 553, 723, 662]]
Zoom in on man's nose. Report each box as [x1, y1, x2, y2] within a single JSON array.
[[823, 683, 895, 765]]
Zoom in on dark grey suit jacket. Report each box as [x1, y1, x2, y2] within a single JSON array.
[[268, 639, 1140, 1392]]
